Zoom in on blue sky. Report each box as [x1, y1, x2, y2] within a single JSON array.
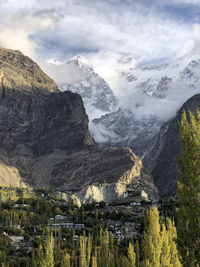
[[0, 0, 200, 80]]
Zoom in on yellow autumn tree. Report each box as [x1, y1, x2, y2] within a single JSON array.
[[142, 206, 181, 267], [61, 253, 71, 267], [128, 242, 136, 267], [177, 109, 200, 266], [142, 207, 162, 267]]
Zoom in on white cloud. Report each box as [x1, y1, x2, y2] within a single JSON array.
[[0, 0, 196, 66], [0, 0, 198, 105], [0, 10, 55, 58], [168, 0, 200, 4]]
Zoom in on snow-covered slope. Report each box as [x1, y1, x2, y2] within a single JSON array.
[[91, 54, 200, 157], [117, 55, 200, 119], [47, 56, 118, 120], [46, 54, 200, 158], [92, 109, 163, 157]]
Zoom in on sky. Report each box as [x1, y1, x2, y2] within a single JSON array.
[[0, 0, 200, 81]]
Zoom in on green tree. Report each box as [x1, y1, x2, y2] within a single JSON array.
[[79, 234, 92, 267], [91, 256, 97, 267], [45, 231, 54, 267], [79, 236, 87, 267], [61, 253, 71, 267], [135, 241, 140, 267], [166, 218, 182, 267], [99, 228, 109, 267], [160, 224, 171, 266], [127, 242, 136, 267], [142, 207, 162, 267], [142, 207, 181, 267], [177, 110, 200, 266]]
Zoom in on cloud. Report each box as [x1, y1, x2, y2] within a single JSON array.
[[0, 8, 55, 58], [0, 0, 199, 101], [0, 1, 196, 60]]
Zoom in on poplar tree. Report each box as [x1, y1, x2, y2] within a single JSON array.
[[91, 256, 97, 267], [45, 231, 55, 267], [160, 224, 171, 266], [135, 241, 140, 267], [61, 253, 71, 267], [79, 236, 87, 267], [120, 256, 130, 267], [99, 228, 110, 267], [38, 243, 46, 267], [166, 219, 182, 267], [127, 242, 136, 267], [142, 207, 181, 267], [86, 234, 92, 267], [79, 234, 92, 267], [177, 110, 200, 266], [142, 207, 162, 267]]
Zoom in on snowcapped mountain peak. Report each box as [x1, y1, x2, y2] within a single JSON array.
[[66, 55, 94, 74], [47, 55, 119, 119]]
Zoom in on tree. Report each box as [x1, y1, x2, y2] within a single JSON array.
[[142, 207, 181, 267], [44, 231, 54, 267], [54, 206, 62, 215], [61, 253, 71, 267], [109, 232, 114, 251], [177, 110, 200, 266], [160, 224, 171, 266], [135, 241, 140, 267], [79, 234, 92, 267], [142, 207, 162, 267], [166, 218, 182, 267], [79, 236, 87, 267], [91, 256, 97, 267], [127, 242, 136, 267], [99, 228, 109, 267]]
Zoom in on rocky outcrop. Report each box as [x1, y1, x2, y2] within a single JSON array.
[[0, 47, 58, 95], [0, 47, 158, 203], [144, 93, 200, 199], [92, 109, 162, 158]]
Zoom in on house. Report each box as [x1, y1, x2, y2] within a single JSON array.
[[74, 224, 85, 230], [123, 190, 149, 202], [51, 224, 61, 229], [55, 215, 64, 221], [13, 224, 21, 229], [61, 223, 74, 229], [9, 236, 24, 243], [50, 222, 85, 230], [13, 204, 29, 209], [130, 202, 141, 206]]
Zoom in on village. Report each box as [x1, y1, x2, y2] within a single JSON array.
[[0, 188, 175, 259]]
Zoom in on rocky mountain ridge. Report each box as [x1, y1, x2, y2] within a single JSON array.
[[45, 53, 200, 199], [52, 54, 200, 160], [0, 47, 158, 203], [144, 93, 200, 198]]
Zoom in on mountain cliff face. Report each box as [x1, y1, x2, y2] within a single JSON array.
[[0, 47, 58, 95], [50, 55, 200, 160], [92, 109, 162, 157], [0, 47, 158, 203], [144, 94, 200, 199]]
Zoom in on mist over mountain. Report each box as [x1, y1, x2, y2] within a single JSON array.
[[45, 51, 200, 160]]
